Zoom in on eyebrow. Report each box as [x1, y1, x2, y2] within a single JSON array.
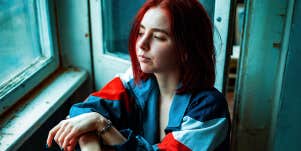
[[140, 24, 170, 35]]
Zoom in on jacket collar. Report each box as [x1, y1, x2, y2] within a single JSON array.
[[128, 76, 157, 107], [167, 93, 191, 131], [128, 77, 192, 131]]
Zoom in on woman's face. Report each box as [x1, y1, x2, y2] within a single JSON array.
[[136, 7, 178, 74]]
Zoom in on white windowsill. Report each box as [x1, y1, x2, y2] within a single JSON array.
[[0, 68, 87, 151]]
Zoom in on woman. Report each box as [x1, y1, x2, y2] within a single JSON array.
[[47, 0, 230, 150]]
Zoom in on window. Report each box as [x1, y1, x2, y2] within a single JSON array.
[[91, 0, 233, 91], [101, 0, 145, 59], [0, 0, 58, 115]]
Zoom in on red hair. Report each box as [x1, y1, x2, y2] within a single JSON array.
[[128, 0, 215, 93]]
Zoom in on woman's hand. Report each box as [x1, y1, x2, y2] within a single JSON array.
[[46, 112, 105, 151]]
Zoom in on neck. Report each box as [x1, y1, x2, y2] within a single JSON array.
[[154, 70, 180, 100]]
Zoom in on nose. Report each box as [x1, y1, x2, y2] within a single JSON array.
[[137, 34, 150, 51]]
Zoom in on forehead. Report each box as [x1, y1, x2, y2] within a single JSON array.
[[140, 7, 170, 32]]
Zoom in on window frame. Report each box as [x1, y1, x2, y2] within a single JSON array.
[[0, 0, 59, 115]]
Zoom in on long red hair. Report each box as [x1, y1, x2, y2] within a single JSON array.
[[128, 0, 215, 93]]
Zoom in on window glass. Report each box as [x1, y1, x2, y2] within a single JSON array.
[[0, 0, 41, 85], [0, 0, 57, 115], [101, 0, 145, 59]]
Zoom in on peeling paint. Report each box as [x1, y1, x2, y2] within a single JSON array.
[[278, 13, 286, 17], [273, 42, 281, 48]]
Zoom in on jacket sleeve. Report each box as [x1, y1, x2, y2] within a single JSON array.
[[109, 91, 231, 151], [69, 77, 136, 130]]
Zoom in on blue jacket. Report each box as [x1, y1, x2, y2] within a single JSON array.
[[69, 76, 230, 151]]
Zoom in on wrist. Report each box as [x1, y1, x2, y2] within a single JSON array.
[[93, 112, 105, 130], [97, 119, 112, 136], [94, 113, 112, 135]]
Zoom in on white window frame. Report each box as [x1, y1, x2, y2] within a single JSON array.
[[0, 0, 59, 115], [90, 0, 131, 89]]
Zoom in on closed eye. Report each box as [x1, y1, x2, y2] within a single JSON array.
[[154, 35, 166, 41], [138, 32, 144, 37], [153, 33, 167, 41]]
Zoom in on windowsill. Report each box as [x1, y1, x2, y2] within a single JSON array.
[[0, 67, 87, 150]]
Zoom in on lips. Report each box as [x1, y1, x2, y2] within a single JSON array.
[[138, 55, 151, 63]]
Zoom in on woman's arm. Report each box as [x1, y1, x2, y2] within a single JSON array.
[[97, 124, 127, 145], [46, 112, 127, 151], [47, 77, 133, 148], [78, 132, 102, 151], [46, 112, 105, 150], [79, 113, 127, 146], [78, 131, 124, 151], [76, 119, 127, 151]]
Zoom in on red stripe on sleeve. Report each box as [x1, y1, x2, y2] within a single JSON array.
[[92, 77, 126, 101], [91, 77, 133, 112], [157, 133, 191, 151]]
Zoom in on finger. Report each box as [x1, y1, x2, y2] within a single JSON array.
[[66, 145, 72, 151], [67, 137, 78, 151], [62, 128, 77, 149], [54, 121, 67, 147], [46, 123, 61, 147], [47, 125, 60, 146], [59, 125, 76, 149], [66, 145, 74, 151]]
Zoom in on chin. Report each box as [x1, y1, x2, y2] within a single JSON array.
[[140, 66, 154, 73], [141, 68, 153, 73]]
